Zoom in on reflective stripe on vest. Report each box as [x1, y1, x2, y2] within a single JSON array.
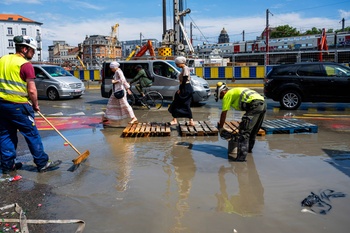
[[238, 88, 264, 110], [0, 54, 28, 103]]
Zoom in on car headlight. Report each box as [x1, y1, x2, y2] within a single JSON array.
[[59, 83, 70, 89], [191, 79, 201, 87]]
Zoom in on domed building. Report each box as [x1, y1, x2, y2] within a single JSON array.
[[218, 27, 230, 43]]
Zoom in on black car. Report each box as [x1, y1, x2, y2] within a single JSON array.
[[264, 62, 350, 110]]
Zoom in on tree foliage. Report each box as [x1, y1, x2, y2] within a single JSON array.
[[335, 26, 350, 33], [270, 25, 300, 38], [304, 27, 323, 35], [270, 25, 350, 38]]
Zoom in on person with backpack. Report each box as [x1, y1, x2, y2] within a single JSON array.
[[129, 65, 152, 97]]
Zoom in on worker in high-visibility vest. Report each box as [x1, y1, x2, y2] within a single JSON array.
[[0, 35, 61, 174], [215, 82, 266, 162]]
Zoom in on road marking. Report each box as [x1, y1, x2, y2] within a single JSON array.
[[69, 112, 86, 116]]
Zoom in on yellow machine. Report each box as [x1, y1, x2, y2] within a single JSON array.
[[76, 55, 86, 70], [126, 46, 140, 61]]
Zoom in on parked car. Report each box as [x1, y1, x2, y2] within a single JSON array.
[[33, 64, 85, 100], [100, 60, 211, 104], [264, 62, 350, 110]]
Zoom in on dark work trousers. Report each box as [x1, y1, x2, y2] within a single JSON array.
[[168, 77, 194, 119], [239, 100, 267, 151], [0, 101, 49, 172]]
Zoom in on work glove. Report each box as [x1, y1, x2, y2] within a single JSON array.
[[219, 127, 233, 140]]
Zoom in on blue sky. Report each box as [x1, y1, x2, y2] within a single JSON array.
[[2, 0, 350, 60]]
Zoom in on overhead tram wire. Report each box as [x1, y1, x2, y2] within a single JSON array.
[[166, 0, 173, 31], [188, 15, 209, 44], [269, 0, 349, 30], [275, 0, 350, 15]]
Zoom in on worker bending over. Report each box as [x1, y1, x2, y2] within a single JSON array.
[[215, 82, 266, 162]]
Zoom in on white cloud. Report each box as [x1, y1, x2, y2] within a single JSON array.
[[39, 12, 345, 60], [339, 10, 350, 19], [2, 0, 41, 4]]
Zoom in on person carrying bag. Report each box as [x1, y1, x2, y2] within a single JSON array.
[[103, 61, 137, 124]]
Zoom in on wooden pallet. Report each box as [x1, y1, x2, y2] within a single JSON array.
[[122, 122, 171, 137], [223, 121, 266, 136], [179, 121, 219, 136], [261, 118, 318, 135]]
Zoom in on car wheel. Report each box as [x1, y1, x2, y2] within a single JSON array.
[[47, 88, 59, 100], [279, 90, 301, 110]]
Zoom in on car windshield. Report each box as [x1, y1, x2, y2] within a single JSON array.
[[167, 60, 196, 75], [42, 66, 72, 77], [324, 64, 350, 77], [167, 61, 181, 72]]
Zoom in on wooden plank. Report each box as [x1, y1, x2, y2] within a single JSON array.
[[200, 121, 212, 133], [261, 119, 318, 135], [180, 125, 189, 136], [225, 121, 239, 134], [139, 123, 147, 133], [205, 121, 219, 134], [122, 121, 228, 137], [195, 121, 205, 136], [122, 123, 133, 137], [223, 120, 266, 137]]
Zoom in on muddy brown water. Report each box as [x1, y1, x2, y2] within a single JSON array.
[[2, 106, 350, 233]]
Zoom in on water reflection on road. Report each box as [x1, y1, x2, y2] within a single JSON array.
[[14, 95, 350, 233]]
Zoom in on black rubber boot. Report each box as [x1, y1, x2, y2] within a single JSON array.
[[227, 138, 238, 161], [235, 137, 248, 162], [248, 140, 255, 153]]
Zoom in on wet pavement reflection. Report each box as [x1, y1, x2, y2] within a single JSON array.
[[5, 92, 350, 232]]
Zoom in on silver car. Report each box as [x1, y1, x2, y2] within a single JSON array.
[[33, 64, 85, 100]]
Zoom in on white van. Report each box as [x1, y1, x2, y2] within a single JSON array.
[[100, 60, 211, 104], [33, 64, 85, 100]]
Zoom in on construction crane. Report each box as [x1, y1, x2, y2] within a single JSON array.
[[108, 23, 119, 59]]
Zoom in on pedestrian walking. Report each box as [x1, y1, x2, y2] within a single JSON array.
[[168, 56, 194, 126], [103, 61, 137, 124], [0, 35, 61, 174], [215, 82, 266, 161]]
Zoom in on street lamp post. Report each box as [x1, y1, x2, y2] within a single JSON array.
[[36, 30, 42, 61]]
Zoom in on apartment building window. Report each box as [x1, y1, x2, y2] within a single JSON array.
[[8, 39, 14, 48], [7, 27, 13, 36], [21, 28, 27, 35]]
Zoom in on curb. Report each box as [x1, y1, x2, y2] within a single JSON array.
[[83, 80, 264, 90]]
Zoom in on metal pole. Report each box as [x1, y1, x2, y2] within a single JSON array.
[[265, 9, 269, 65], [162, 0, 167, 38]]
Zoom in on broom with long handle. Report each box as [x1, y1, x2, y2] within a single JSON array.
[[28, 101, 90, 171]]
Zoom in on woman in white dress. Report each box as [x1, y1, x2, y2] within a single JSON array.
[[104, 61, 137, 124]]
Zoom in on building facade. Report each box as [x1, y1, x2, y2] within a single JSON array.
[[0, 14, 43, 61], [218, 28, 230, 44], [82, 35, 122, 69]]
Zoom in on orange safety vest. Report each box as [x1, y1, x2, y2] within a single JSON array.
[[0, 54, 29, 103]]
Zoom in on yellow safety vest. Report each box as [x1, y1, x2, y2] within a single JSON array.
[[0, 54, 29, 103], [223, 87, 264, 111]]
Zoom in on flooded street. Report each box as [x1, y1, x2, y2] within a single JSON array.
[[2, 90, 350, 233]]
